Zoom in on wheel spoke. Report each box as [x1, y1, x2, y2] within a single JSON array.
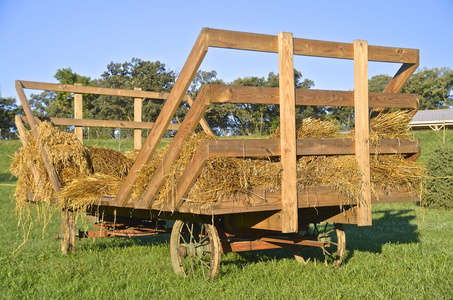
[[179, 232, 188, 245]]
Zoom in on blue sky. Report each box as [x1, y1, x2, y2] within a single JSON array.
[[1, 0, 452, 101]]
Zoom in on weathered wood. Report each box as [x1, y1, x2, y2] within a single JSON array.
[[135, 85, 211, 209], [114, 28, 208, 207], [19, 80, 191, 101], [207, 138, 420, 157], [61, 209, 76, 254], [206, 28, 418, 63], [354, 40, 372, 226], [74, 83, 83, 142], [20, 115, 180, 131], [173, 141, 210, 210], [209, 84, 418, 109], [15, 81, 61, 193], [134, 87, 143, 150], [279, 32, 298, 233]]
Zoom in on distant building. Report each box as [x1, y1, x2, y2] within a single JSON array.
[[410, 109, 453, 130]]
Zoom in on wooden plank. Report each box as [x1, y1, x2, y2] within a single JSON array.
[[186, 95, 214, 136], [278, 32, 298, 233], [354, 40, 372, 226], [135, 86, 211, 209], [134, 87, 143, 150], [74, 83, 83, 142], [173, 141, 210, 210], [95, 185, 419, 216], [114, 28, 208, 207], [15, 81, 61, 193], [173, 186, 417, 216], [206, 28, 418, 63], [384, 62, 419, 93], [209, 84, 418, 109], [20, 116, 180, 131], [207, 138, 420, 157], [19, 80, 191, 101]]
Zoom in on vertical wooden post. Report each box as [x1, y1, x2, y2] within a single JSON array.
[[278, 32, 298, 233], [134, 87, 143, 150], [354, 40, 372, 226], [74, 83, 83, 142], [61, 209, 76, 254]]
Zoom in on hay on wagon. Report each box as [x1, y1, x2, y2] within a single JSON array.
[[11, 110, 426, 215]]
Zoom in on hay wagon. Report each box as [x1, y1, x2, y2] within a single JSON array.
[[14, 29, 422, 279]]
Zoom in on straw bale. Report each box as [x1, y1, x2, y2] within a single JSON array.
[[59, 174, 123, 211], [269, 117, 339, 139], [370, 154, 426, 196], [87, 146, 132, 179]]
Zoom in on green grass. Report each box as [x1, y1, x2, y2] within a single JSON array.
[[1, 132, 453, 299]]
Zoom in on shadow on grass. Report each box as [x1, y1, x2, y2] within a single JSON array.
[[75, 206, 419, 271], [77, 232, 171, 252], [341, 207, 419, 265]]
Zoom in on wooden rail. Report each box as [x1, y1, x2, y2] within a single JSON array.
[[17, 80, 213, 148]]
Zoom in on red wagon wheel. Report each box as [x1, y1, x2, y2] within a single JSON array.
[[170, 220, 221, 279], [294, 223, 346, 267]]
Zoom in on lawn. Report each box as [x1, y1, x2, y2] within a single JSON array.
[[1, 131, 452, 299]]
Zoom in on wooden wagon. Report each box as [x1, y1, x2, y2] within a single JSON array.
[[15, 28, 421, 279]]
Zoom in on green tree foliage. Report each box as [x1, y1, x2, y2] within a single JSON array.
[[425, 144, 453, 210], [94, 58, 176, 124], [213, 70, 314, 136], [0, 97, 20, 139], [402, 67, 453, 109], [29, 68, 92, 118], [368, 74, 392, 93]]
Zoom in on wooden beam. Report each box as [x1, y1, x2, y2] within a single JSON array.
[[384, 62, 419, 93], [15, 81, 61, 193], [19, 80, 191, 101], [186, 95, 214, 136], [115, 28, 208, 207], [74, 83, 83, 142], [134, 87, 143, 150], [172, 186, 418, 216], [173, 141, 210, 210], [207, 138, 420, 157], [135, 86, 211, 209], [278, 32, 298, 233], [19, 116, 180, 131], [209, 84, 419, 109], [205, 28, 418, 63], [354, 40, 372, 226]]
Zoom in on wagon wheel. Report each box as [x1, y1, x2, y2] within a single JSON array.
[[170, 220, 221, 279], [294, 223, 346, 267]]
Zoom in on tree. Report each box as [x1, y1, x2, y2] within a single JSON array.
[[402, 67, 453, 109], [368, 74, 392, 93], [206, 69, 314, 136], [28, 68, 93, 119], [0, 97, 20, 139], [94, 59, 176, 125]]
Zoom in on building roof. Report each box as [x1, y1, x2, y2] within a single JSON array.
[[410, 109, 453, 129]]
